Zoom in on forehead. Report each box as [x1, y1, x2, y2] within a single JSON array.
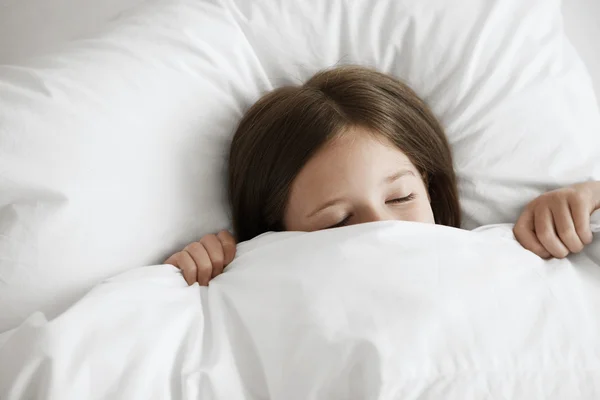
[[289, 127, 417, 194], [308, 126, 414, 172]]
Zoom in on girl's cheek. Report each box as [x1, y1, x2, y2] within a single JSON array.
[[414, 202, 435, 224], [395, 202, 434, 224]]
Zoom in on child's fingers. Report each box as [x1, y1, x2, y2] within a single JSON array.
[[551, 201, 584, 254], [534, 206, 569, 259], [199, 235, 225, 279], [217, 230, 237, 265], [164, 254, 177, 266], [177, 251, 198, 286], [514, 208, 551, 259], [569, 194, 593, 245], [183, 242, 212, 286]]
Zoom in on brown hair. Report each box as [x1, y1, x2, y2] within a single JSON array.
[[229, 65, 460, 241]]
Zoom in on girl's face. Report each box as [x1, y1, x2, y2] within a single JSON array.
[[284, 127, 435, 231]]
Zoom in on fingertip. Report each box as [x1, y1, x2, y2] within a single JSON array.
[[519, 236, 551, 259], [533, 246, 551, 259], [210, 268, 222, 279], [540, 251, 551, 260], [185, 273, 198, 286], [164, 256, 175, 266], [549, 244, 569, 259], [218, 230, 234, 240]]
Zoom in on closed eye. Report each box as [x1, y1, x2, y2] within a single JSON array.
[[386, 193, 415, 204], [326, 215, 352, 229]]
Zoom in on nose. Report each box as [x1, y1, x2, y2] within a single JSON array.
[[355, 206, 395, 224]]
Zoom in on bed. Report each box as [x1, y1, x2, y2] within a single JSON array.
[[1, 0, 600, 398]]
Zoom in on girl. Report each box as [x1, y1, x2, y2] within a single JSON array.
[[166, 66, 600, 286]]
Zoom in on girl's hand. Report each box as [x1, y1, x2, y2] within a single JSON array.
[[165, 230, 237, 286], [514, 181, 600, 259]]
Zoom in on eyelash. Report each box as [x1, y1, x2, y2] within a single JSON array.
[[327, 215, 352, 229], [386, 193, 415, 204], [326, 194, 415, 229]]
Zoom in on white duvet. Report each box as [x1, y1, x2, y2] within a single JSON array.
[[2, 219, 600, 399]]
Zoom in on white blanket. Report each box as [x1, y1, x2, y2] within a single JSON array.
[[2, 220, 600, 399]]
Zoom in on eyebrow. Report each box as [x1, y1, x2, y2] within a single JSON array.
[[306, 170, 415, 218], [307, 198, 344, 218], [384, 169, 415, 183]]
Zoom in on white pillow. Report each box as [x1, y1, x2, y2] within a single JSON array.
[[562, 0, 600, 104], [0, 0, 145, 64], [1, 0, 599, 332]]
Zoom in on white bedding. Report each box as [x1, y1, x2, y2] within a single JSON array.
[[562, 0, 600, 104], [2, 218, 600, 399], [2, 0, 597, 106], [2, 0, 600, 334]]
